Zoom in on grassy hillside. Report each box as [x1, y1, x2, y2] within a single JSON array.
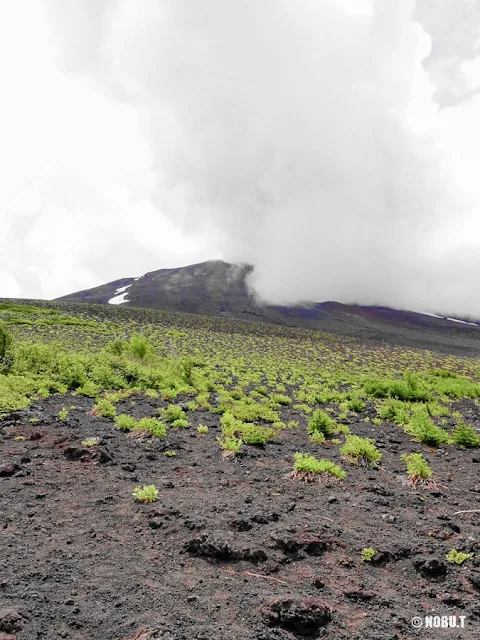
[[1, 300, 479, 638]]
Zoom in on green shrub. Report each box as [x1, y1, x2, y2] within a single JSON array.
[[379, 399, 411, 426], [445, 549, 474, 565], [292, 452, 346, 480], [238, 424, 276, 445], [404, 408, 450, 446], [401, 452, 433, 485], [163, 404, 186, 423], [340, 435, 382, 466], [132, 485, 158, 503], [197, 424, 209, 434], [452, 421, 480, 448], [361, 547, 375, 562], [364, 373, 430, 402], [128, 334, 154, 360], [92, 398, 116, 418], [172, 418, 189, 429], [115, 414, 136, 431], [0, 324, 13, 372], [347, 396, 365, 412], [308, 409, 336, 438], [216, 435, 243, 455], [135, 417, 168, 438]]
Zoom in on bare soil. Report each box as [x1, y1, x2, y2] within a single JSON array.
[[1, 393, 479, 639]]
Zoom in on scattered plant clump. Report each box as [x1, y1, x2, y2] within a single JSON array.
[[91, 399, 117, 418], [403, 407, 451, 446], [115, 414, 137, 431], [401, 452, 436, 488], [289, 452, 346, 482], [132, 485, 159, 503], [452, 420, 480, 448], [340, 435, 382, 467], [361, 547, 375, 562], [197, 424, 209, 434], [308, 409, 336, 438], [445, 549, 474, 565], [216, 435, 243, 456]]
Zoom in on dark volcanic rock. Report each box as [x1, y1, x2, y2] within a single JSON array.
[[414, 557, 448, 580], [0, 464, 18, 478], [0, 609, 24, 633], [261, 598, 332, 637], [184, 535, 267, 564]]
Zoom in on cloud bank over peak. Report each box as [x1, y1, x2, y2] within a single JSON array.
[[7, 0, 480, 317]]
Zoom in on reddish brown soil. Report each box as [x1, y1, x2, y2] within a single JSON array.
[[1, 393, 479, 639]]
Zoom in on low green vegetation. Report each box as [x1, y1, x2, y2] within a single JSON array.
[[401, 452, 434, 487], [132, 485, 159, 503], [340, 435, 382, 467], [452, 420, 480, 448], [361, 547, 375, 562], [445, 549, 474, 565], [308, 409, 336, 439], [291, 452, 346, 481], [1, 298, 480, 525]]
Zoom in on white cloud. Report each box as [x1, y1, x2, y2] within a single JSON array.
[[1, 0, 480, 320]]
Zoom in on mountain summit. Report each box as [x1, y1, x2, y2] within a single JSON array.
[[56, 260, 480, 356]]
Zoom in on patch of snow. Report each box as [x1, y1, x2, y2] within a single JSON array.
[[417, 311, 445, 319], [446, 317, 479, 326], [114, 285, 130, 294], [108, 283, 132, 305]]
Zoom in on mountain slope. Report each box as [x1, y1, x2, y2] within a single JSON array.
[[57, 259, 480, 356]]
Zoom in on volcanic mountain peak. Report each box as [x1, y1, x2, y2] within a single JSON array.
[[57, 259, 480, 356]]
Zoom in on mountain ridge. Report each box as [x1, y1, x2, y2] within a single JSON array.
[[56, 259, 480, 356]]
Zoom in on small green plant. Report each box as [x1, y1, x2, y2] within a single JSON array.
[[128, 334, 154, 360], [401, 452, 435, 488], [135, 417, 168, 438], [163, 450, 177, 457], [58, 407, 69, 421], [310, 431, 326, 444], [82, 438, 100, 447], [0, 323, 13, 372], [347, 396, 365, 412], [308, 409, 336, 438], [14, 435, 25, 441], [163, 404, 187, 423], [92, 399, 116, 418], [29, 417, 40, 424], [216, 435, 243, 456], [361, 547, 375, 562], [452, 421, 480, 448], [115, 414, 136, 431], [291, 452, 346, 481], [340, 435, 382, 466], [239, 424, 276, 445], [197, 424, 209, 434], [445, 549, 474, 565], [132, 485, 159, 503], [404, 409, 451, 446], [172, 418, 189, 429]]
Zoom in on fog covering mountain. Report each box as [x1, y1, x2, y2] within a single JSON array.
[[57, 259, 480, 356]]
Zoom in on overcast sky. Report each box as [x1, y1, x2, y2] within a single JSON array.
[[1, 1, 480, 318]]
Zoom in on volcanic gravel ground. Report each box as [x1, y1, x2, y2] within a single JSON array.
[[1, 393, 479, 639]]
